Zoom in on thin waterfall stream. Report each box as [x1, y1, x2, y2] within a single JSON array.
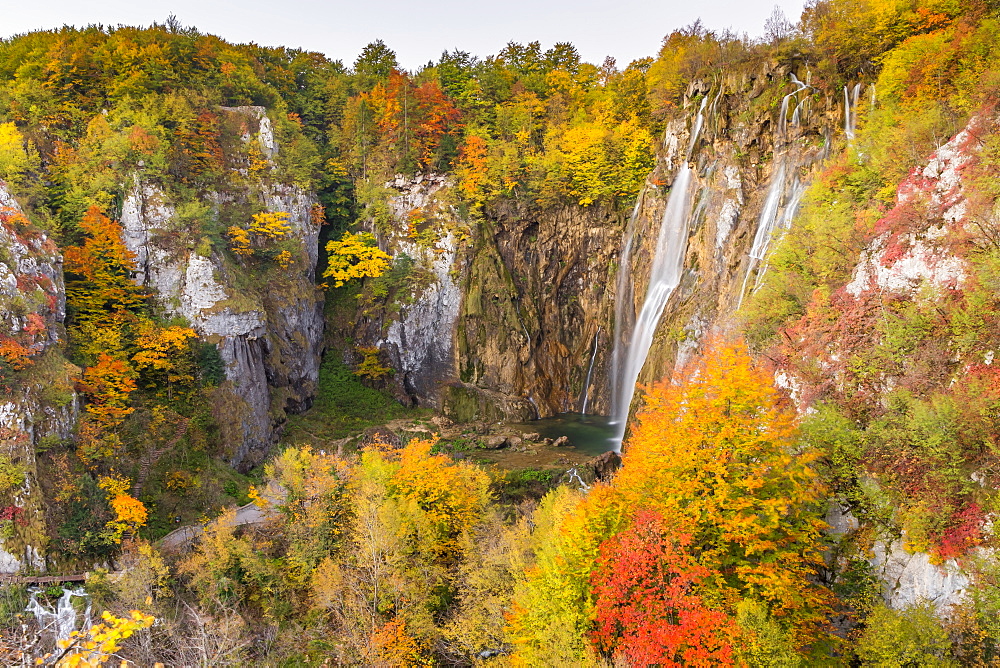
[[579, 326, 601, 415]]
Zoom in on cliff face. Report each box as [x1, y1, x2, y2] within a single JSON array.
[[0, 184, 77, 574], [120, 107, 323, 470], [342, 174, 622, 421], [345, 63, 845, 424], [453, 199, 622, 419]]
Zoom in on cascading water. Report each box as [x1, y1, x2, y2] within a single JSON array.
[[579, 327, 601, 415], [845, 83, 862, 140], [737, 74, 819, 307], [610, 165, 693, 444], [609, 196, 643, 420], [610, 98, 705, 446], [26, 586, 91, 643], [751, 178, 807, 291], [738, 160, 787, 308], [779, 75, 809, 140]]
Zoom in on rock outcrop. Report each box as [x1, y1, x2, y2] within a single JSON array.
[[120, 107, 323, 470], [0, 184, 77, 573]]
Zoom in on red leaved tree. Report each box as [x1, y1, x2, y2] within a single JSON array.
[[590, 510, 734, 666]]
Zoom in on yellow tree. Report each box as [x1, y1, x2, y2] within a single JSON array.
[[390, 437, 491, 562], [98, 475, 148, 542], [63, 206, 146, 325], [40, 610, 155, 667], [324, 231, 391, 287], [131, 322, 197, 398]]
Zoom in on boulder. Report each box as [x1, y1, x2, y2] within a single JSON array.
[[591, 451, 622, 481], [481, 435, 508, 450]]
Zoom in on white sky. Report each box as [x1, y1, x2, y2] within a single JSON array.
[[3, 0, 807, 70]]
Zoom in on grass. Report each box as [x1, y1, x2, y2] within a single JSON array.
[[490, 468, 559, 504], [282, 354, 419, 446]]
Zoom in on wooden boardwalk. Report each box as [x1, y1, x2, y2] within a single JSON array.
[[0, 573, 88, 585]]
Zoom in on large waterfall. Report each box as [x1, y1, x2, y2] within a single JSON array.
[[609, 98, 705, 446]]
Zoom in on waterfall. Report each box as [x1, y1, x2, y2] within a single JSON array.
[[748, 162, 787, 264], [611, 165, 694, 442], [687, 99, 706, 156], [751, 177, 807, 292], [778, 94, 792, 139], [609, 196, 643, 419], [845, 83, 861, 140], [738, 75, 825, 307], [526, 394, 540, 419], [579, 327, 601, 415], [609, 97, 705, 446], [26, 587, 91, 643], [737, 158, 814, 307], [780, 75, 809, 140], [738, 160, 786, 307]]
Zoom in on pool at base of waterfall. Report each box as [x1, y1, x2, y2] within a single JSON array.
[[511, 413, 618, 457]]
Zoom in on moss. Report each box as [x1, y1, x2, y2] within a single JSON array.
[[442, 385, 507, 424]]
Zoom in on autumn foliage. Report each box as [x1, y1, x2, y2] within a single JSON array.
[[618, 340, 831, 642], [63, 206, 146, 323], [324, 231, 391, 287], [510, 339, 831, 662], [590, 511, 734, 666]]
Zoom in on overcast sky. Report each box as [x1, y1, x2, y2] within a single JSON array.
[[3, 0, 807, 70]]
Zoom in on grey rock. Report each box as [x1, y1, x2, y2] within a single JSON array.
[[482, 435, 508, 450]]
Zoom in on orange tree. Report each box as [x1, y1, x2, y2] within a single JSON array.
[[615, 338, 832, 649]]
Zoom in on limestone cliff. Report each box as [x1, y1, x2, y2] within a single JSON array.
[[341, 174, 622, 421], [120, 107, 323, 470], [0, 184, 77, 574], [618, 68, 839, 403]]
